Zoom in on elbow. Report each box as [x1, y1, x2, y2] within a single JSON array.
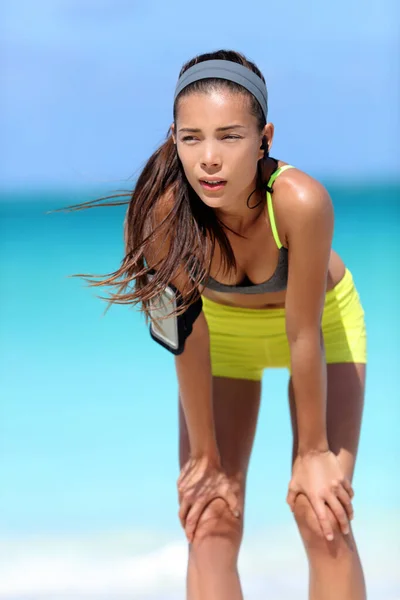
[[287, 329, 325, 374], [286, 324, 323, 350]]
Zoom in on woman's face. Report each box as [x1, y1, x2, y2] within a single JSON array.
[[172, 90, 272, 211]]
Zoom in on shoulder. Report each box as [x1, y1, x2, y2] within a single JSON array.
[[141, 186, 177, 245], [152, 186, 176, 226], [143, 187, 199, 292], [273, 165, 333, 242], [274, 165, 332, 216], [142, 187, 176, 263]]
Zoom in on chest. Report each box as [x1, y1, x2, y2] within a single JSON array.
[[209, 211, 282, 286]]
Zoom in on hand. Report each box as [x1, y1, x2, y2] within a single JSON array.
[[177, 455, 241, 543], [287, 450, 354, 542]]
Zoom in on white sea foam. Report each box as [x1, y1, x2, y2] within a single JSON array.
[[0, 520, 399, 599]]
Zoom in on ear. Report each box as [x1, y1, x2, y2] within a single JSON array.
[[258, 123, 275, 159], [170, 123, 176, 145], [265, 122, 274, 153]]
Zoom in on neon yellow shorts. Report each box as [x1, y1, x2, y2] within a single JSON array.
[[201, 268, 367, 381]]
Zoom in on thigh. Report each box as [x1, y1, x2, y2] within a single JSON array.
[[289, 363, 366, 479], [179, 376, 262, 482]]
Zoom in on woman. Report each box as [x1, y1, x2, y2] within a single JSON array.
[[72, 49, 367, 599]]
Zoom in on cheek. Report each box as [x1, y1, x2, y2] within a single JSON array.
[[177, 149, 196, 180], [231, 148, 258, 181]]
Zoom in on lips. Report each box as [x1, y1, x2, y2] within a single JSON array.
[[199, 179, 227, 191]]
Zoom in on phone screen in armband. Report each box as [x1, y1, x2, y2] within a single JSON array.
[[148, 285, 179, 351]]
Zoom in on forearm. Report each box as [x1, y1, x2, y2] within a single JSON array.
[[175, 312, 219, 462], [289, 332, 329, 454]]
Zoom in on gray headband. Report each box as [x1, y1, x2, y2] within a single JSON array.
[[174, 59, 268, 121]]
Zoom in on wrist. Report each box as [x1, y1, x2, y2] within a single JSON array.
[[297, 443, 330, 457], [190, 445, 221, 466]]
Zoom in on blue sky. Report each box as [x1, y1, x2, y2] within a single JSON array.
[[1, 0, 399, 187]]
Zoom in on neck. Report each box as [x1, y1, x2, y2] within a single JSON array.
[[214, 157, 278, 235]]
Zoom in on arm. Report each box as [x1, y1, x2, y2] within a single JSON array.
[[284, 178, 354, 540], [175, 311, 219, 463], [144, 194, 219, 464], [144, 196, 239, 540], [284, 179, 333, 454]]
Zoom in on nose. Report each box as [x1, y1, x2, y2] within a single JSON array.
[[200, 142, 221, 169]]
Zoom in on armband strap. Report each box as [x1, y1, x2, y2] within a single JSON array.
[[147, 270, 203, 355]]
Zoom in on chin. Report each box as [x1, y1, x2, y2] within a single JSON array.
[[195, 187, 227, 206], [198, 195, 227, 209]]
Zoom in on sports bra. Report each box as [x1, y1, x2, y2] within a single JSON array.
[[203, 163, 295, 294]]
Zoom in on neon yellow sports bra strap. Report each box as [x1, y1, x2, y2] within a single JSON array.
[[266, 165, 295, 249]]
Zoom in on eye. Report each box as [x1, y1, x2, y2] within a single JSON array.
[[180, 134, 242, 143]]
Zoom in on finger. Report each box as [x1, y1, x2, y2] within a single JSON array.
[[226, 490, 241, 518], [286, 489, 298, 512], [185, 500, 210, 542], [326, 493, 350, 536], [313, 498, 334, 541], [342, 478, 355, 499], [177, 484, 188, 504], [336, 485, 354, 521], [178, 497, 192, 529]]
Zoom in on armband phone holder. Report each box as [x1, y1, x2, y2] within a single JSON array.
[[147, 270, 202, 355]]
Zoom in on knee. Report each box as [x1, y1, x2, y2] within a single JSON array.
[[293, 493, 341, 551], [190, 497, 244, 557]]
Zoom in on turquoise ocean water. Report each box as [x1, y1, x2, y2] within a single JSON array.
[[0, 184, 399, 599]]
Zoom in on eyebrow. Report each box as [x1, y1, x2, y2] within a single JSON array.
[[178, 125, 246, 133]]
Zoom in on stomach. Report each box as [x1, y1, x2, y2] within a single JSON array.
[[199, 249, 347, 309]]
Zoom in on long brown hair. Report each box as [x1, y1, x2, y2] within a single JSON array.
[[61, 49, 268, 320]]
